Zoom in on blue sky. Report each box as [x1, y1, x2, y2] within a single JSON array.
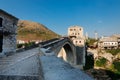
[[0, 0, 120, 38]]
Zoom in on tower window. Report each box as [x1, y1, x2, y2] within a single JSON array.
[[76, 41, 78, 43], [70, 29, 73, 31]]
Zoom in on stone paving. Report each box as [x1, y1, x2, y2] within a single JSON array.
[[0, 47, 93, 80], [40, 55, 93, 80]]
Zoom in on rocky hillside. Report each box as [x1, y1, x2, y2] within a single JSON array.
[[17, 20, 60, 41]]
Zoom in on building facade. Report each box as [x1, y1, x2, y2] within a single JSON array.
[[68, 26, 85, 46], [112, 34, 120, 48], [0, 9, 18, 56], [98, 36, 118, 49]]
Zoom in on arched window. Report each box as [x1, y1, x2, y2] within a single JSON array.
[[0, 18, 3, 27]]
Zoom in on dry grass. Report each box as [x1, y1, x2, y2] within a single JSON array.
[[17, 20, 60, 41]]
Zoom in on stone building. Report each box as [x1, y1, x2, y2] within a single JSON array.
[[68, 26, 86, 67], [98, 36, 118, 49], [68, 26, 85, 46], [0, 9, 18, 56], [112, 34, 120, 48]]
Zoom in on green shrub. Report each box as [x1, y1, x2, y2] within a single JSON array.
[[17, 42, 35, 48], [17, 44, 24, 48], [113, 61, 120, 72], [86, 38, 97, 45], [96, 57, 107, 67], [106, 70, 120, 80], [105, 49, 120, 55]]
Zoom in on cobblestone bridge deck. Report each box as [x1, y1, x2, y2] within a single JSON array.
[[0, 47, 93, 80]]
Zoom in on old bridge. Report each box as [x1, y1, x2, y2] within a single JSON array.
[[0, 37, 92, 80]]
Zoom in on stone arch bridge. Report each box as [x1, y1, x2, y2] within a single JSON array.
[[40, 37, 85, 66], [0, 37, 92, 80]]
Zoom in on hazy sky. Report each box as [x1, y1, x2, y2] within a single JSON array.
[[0, 0, 120, 37]]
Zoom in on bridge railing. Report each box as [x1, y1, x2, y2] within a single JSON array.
[[16, 38, 62, 53], [41, 38, 65, 48]]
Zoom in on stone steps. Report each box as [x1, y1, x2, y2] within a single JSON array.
[[0, 48, 44, 80]]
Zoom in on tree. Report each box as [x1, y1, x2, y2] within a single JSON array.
[[86, 38, 98, 48], [113, 60, 120, 72]]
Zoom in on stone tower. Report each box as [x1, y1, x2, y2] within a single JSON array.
[[0, 9, 18, 56], [68, 25, 84, 46], [68, 25, 85, 67]]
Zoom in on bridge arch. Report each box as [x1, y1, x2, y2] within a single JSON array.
[[57, 42, 76, 65]]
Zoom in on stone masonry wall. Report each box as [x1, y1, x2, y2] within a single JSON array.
[[0, 12, 18, 55]]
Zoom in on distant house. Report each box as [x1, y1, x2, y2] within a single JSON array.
[[111, 34, 120, 48], [98, 36, 118, 49], [0, 9, 18, 56], [17, 40, 25, 44]]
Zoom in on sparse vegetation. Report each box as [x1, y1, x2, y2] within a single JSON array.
[[95, 57, 107, 67], [86, 38, 96, 45], [17, 42, 35, 48], [105, 49, 120, 55], [113, 60, 120, 72], [17, 20, 60, 41], [86, 38, 98, 49], [106, 70, 120, 80]]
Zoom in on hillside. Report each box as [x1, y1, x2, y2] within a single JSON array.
[[17, 20, 60, 41]]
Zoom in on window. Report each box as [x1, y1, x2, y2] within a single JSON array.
[[70, 29, 73, 31], [79, 28, 81, 31], [76, 41, 77, 43], [112, 43, 113, 45], [0, 18, 3, 27]]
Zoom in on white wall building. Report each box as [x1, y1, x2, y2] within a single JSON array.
[[112, 34, 120, 48], [98, 36, 118, 49], [68, 26, 85, 46], [68, 26, 83, 38]]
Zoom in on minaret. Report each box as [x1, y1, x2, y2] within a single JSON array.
[[85, 32, 88, 40], [94, 31, 98, 40]]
